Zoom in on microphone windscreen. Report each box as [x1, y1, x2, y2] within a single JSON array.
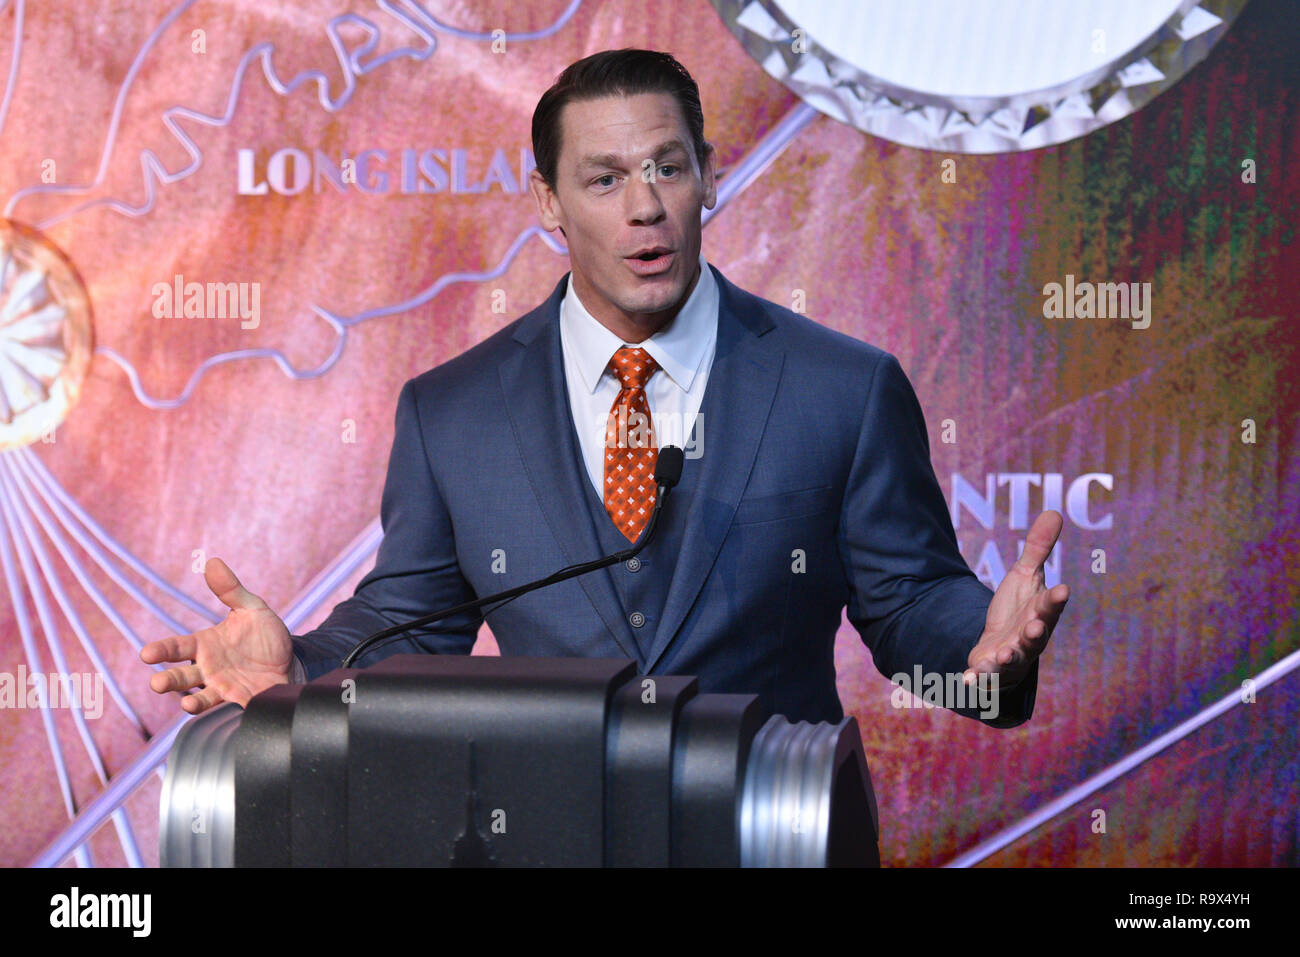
[[656, 446, 685, 488]]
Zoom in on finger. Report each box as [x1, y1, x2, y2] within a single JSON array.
[[992, 637, 1031, 673], [1014, 511, 1064, 575], [964, 657, 1021, 686], [181, 686, 226, 715], [967, 633, 1036, 683], [965, 662, 1024, 690], [140, 633, 198, 665], [1034, 582, 1070, 618], [149, 664, 204, 694], [205, 557, 268, 614], [1020, 618, 1047, 648], [965, 646, 1017, 682]]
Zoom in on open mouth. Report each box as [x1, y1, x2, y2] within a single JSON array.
[[625, 248, 674, 275]]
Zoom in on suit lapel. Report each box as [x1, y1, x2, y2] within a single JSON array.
[[642, 265, 783, 674], [498, 275, 642, 663]]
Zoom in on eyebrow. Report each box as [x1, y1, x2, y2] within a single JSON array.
[[576, 139, 691, 172]]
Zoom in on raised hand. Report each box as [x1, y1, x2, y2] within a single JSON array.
[[140, 558, 294, 714], [965, 510, 1069, 691]]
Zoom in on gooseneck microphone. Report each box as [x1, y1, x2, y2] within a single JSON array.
[[340, 446, 685, 668]]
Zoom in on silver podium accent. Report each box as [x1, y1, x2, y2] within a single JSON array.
[[740, 715, 880, 867], [158, 703, 240, 868]]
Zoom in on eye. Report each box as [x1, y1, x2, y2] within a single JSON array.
[[658, 164, 680, 178], [593, 174, 617, 188]]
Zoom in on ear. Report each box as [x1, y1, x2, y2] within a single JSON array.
[[529, 169, 565, 234], [700, 142, 718, 211]]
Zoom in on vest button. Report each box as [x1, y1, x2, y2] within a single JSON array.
[[629, 611, 646, 628], [625, 556, 642, 572]]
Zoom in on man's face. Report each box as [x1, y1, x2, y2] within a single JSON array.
[[529, 92, 717, 341]]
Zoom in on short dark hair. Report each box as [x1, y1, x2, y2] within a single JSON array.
[[531, 48, 708, 189]]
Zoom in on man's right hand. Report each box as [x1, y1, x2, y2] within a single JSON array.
[[141, 558, 294, 714]]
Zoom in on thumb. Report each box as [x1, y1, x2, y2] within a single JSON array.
[[1015, 509, 1063, 574], [204, 557, 268, 613]]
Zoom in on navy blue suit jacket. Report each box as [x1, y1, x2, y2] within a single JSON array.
[[293, 264, 1038, 728]]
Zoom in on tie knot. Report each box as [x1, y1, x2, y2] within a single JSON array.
[[609, 346, 659, 390]]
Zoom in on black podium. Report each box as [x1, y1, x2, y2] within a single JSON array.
[[160, 655, 880, 866]]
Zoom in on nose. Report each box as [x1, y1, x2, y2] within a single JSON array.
[[624, 168, 666, 226]]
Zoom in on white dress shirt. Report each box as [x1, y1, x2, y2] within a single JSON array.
[[559, 251, 719, 498]]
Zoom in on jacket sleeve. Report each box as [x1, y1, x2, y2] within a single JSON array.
[[290, 378, 481, 679], [837, 352, 1037, 728]]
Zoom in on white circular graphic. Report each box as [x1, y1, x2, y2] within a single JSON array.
[[0, 220, 94, 449], [711, 0, 1250, 152]]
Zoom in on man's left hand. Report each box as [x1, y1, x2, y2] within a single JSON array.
[[964, 510, 1070, 692]]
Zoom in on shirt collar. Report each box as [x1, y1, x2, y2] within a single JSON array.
[[560, 251, 718, 394]]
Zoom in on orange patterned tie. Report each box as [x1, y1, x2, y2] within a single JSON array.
[[604, 346, 660, 542]]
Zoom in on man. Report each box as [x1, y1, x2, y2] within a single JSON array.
[[143, 49, 1069, 728]]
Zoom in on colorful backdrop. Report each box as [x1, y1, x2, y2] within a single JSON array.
[[1, 0, 1296, 867]]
